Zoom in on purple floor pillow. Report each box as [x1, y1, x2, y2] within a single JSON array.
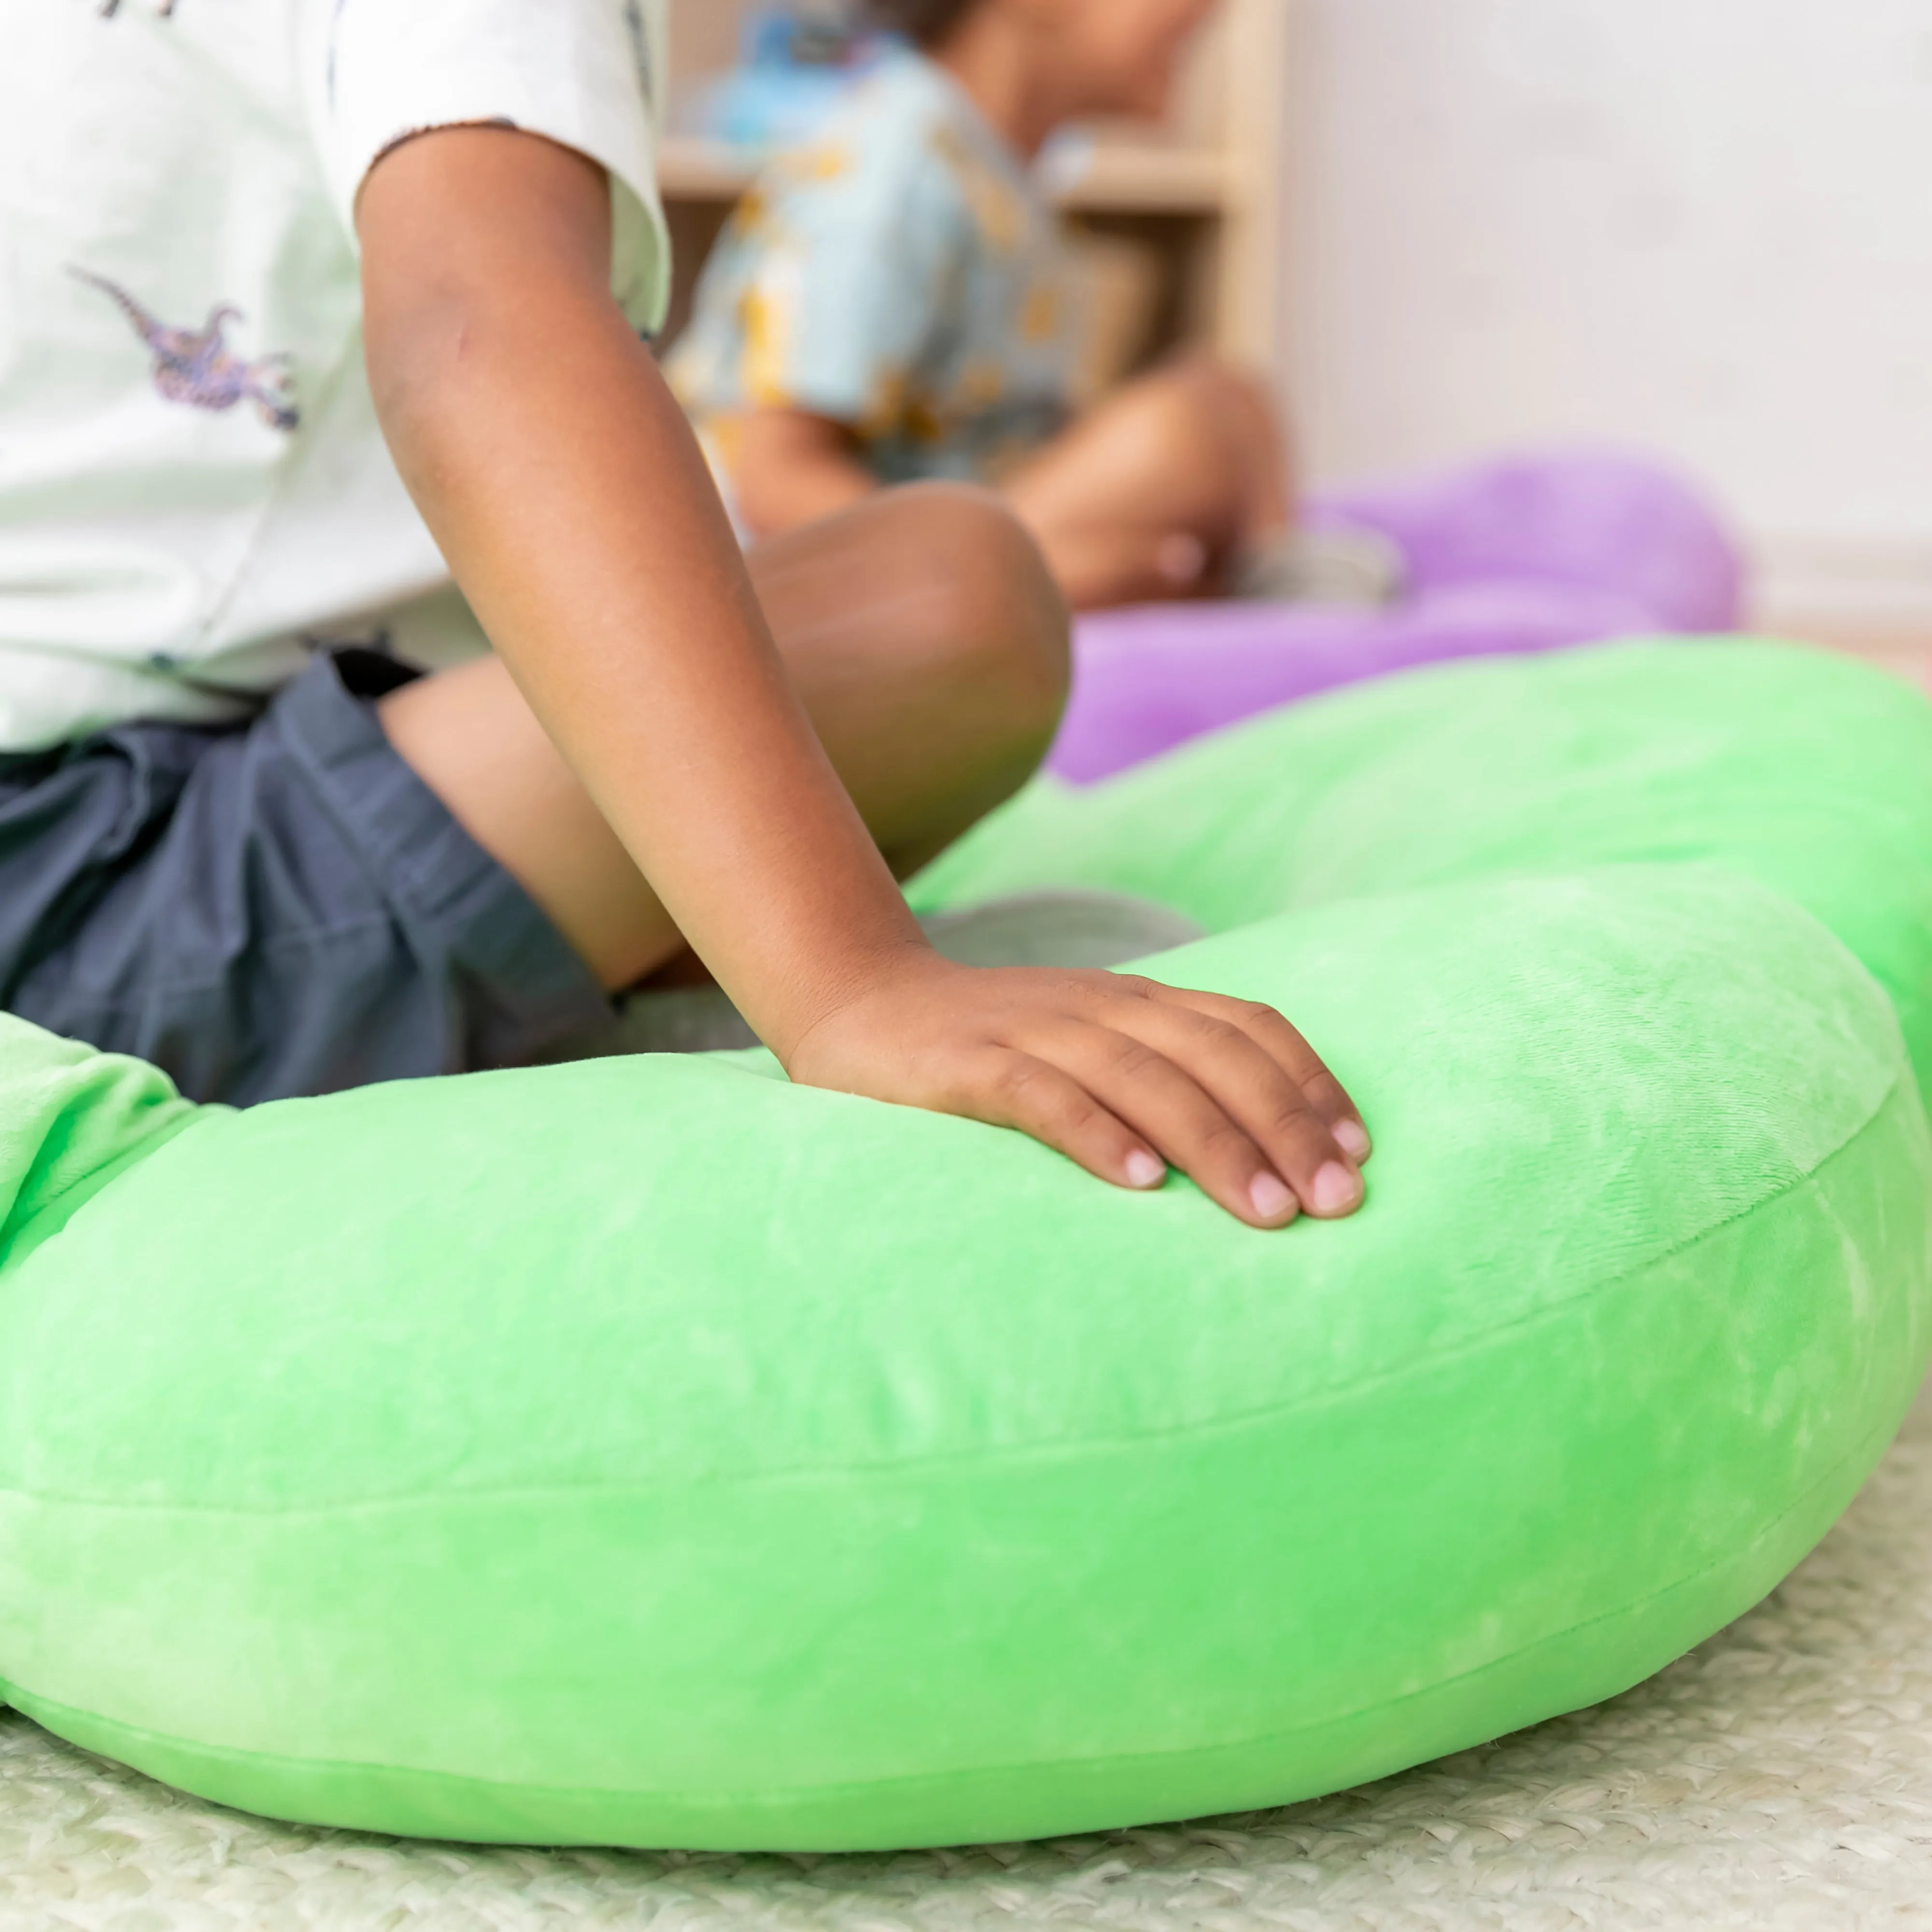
[[1315, 447, 1743, 632], [1050, 449, 1745, 786]]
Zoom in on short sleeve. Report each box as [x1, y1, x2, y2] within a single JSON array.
[[303, 0, 671, 333], [739, 133, 963, 426]]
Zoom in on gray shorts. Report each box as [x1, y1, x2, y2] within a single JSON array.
[[0, 652, 613, 1106]]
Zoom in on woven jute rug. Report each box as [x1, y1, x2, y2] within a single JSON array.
[[7, 1384, 1932, 1931]]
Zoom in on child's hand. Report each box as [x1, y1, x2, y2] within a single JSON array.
[[784, 954, 1370, 1229], [357, 122, 1356, 1209]]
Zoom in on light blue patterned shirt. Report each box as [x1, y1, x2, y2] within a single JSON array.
[[668, 50, 1076, 504]]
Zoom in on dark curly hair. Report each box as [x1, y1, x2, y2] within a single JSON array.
[[864, 0, 980, 48]]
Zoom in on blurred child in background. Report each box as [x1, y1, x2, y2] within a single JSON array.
[[671, 0, 1391, 611]]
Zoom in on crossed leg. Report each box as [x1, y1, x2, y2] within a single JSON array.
[[377, 483, 1071, 994], [1004, 354, 1296, 612]]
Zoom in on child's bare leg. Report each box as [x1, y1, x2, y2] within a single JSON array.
[[1005, 355, 1295, 611], [378, 483, 1069, 993]]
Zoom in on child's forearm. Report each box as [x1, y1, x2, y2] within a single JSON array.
[[361, 129, 926, 1057], [733, 409, 881, 538], [358, 125, 1371, 1235]]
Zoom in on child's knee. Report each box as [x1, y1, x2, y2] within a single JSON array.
[[1161, 355, 1280, 444], [888, 483, 1072, 746], [1151, 356, 1294, 524], [1088, 358, 1274, 492]]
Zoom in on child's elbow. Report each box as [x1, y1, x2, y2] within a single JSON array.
[[733, 407, 878, 538], [732, 456, 807, 540]]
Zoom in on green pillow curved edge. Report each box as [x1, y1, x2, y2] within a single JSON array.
[[918, 639, 1932, 1099], [0, 640, 1924, 1852]]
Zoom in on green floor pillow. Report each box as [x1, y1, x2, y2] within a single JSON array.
[[0, 640, 1928, 1852], [920, 639, 1932, 1097]]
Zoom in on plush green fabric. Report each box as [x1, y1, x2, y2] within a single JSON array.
[[919, 640, 1932, 1098], [0, 640, 1928, 1852]]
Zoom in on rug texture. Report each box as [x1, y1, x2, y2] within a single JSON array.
[[3, 1380, 1930, 1931]]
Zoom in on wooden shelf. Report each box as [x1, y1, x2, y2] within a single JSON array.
[[656, 136, 760, 201], [657, 134, 1230, 217], [1045, 143, 1231, 215]]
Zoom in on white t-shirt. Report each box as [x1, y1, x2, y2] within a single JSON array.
[[0, 0, 669, 752]]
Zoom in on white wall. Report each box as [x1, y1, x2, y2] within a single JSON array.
[[1282, 0, 1932, 629]]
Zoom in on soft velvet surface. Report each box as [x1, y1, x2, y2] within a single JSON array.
[[0, 639, 1927, 1854], [950, 642, 1932, 1099], [1051, 450, 1744, 783], [1317, 448, 1742, 627]]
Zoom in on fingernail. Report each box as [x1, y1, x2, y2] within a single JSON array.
[[1125, 1151, 1166, 1189], [1334, 1119, 1372, 1161], [1310, 1161, 1363, 1216], [1250, 1172, 1297, 1222]]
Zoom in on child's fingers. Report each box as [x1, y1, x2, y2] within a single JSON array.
[[1032, 1020, 1304, 1227], [963, 1046, 1168, 1195], [1087, 988, 1364, 1221], [1149, 984, 1372, 1160]]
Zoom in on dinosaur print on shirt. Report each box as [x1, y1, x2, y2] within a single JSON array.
[[10, 0, 668, 751], [70, 269, 299, 433]]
